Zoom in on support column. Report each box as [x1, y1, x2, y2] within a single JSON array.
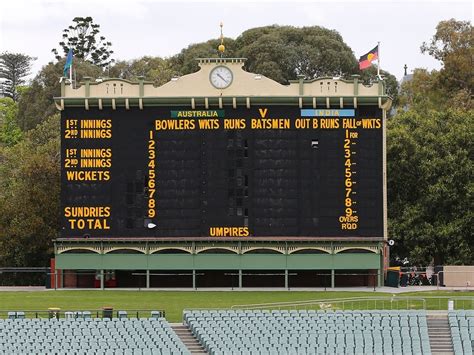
[[146, 270, 150, 289], [285, 269, 289, 290], [238, 270, 242, 288], [331, 269, 335, 288], [192, 269, 196, 290], [100, 270, 104, 290]]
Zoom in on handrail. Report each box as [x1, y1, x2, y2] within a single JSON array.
[[229, 296, 474, 310], [231, 297, 427, 310]]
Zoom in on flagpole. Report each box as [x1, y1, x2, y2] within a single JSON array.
[[69, 63, 73, 88], [377, 41, 381, 79]]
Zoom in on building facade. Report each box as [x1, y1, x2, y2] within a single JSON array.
[[53, 58, 391, 289]]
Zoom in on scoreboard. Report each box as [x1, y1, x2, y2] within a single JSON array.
[[61, 106, 383, 238]]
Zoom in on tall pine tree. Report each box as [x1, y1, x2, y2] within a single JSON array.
[[0, 52, 36, 101]]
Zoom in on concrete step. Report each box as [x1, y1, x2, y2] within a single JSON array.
[[427, 314, 454, 355], [171, 324, 208, 355]]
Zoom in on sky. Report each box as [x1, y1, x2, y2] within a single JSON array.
[[0, 0, 472, 81]]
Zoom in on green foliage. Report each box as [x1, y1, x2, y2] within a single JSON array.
[[398, 69, 443, 110], [421, 19, 473, 95], [0, 115, 60, 268], [17, 58, 102, 131], [359, 67, 399, 106], [235, 26, 358, 84], [51, 17, 114, 68], [388, 109, 474, 265], [0, 98, 22, 146], [167, 25, 398, 96], [109, 56, 174, 86], [401, 19, 473, 111], [169, 38, 238, 76], [0, 52, 36, 101], [391, 20, 473, 265]]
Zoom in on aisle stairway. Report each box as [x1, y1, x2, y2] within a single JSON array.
[[171, 324, 207, 354], [427, 314, 454, 355]]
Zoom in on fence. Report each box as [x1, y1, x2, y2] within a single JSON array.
[[0, 268, 49, 287], [0, 309, 165, 320]]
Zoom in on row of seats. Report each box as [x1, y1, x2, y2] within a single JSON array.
[[184, 310, 432, 355], [449, 311, 473, 355], [0, 317, 189, 355], [185, 309, 425, 316]]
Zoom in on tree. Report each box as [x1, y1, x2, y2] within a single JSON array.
[[0, 114, 60, 269], [388, 109, 473, 265], [359, 67, 399, 106], [168, 25, 400, 94], [169, 38, 237, 76], [235, 26, 358, 84], [416, 19, 473, 110], [0, 52, 36, 101], [110, 56, 174, 86], [0, 97, 22, 146], [52, 17, 114, 68], [17, 58, 102, 131], [398, 68, 443, 110]]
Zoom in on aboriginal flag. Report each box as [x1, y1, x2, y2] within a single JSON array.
[[359, 45, 378, 70]]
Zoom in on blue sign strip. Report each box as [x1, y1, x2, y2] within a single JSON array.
[[301, 109, 355, 117]]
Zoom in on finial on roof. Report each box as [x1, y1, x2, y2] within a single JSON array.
[[218, 22, 225, 56], [404, 64, 408, 76]]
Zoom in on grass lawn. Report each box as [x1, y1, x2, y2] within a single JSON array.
[[0, 290, 472, 322]]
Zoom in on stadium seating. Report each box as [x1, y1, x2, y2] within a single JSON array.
[[449, 310, 474, 355], [0, 315, 190, 354], [184, 309, 432, 355]]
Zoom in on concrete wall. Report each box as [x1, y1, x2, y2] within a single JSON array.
[[443, 265, 474, 287]]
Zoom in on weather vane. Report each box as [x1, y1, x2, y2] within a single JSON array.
[[218, 22, 225, 57]]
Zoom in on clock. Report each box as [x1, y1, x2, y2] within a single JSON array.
[[209, 66, 233, 89]]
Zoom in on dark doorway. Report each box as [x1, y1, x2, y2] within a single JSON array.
[[149, 270, 193, 288], [115, 270, 147, 288], [196, 270, 238, 288], [242, 270, 285, 287], [288, 270, 331, 288], [335, 269, 377, 287]]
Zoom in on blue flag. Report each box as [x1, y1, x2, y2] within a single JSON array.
[[63, 48, 73, 77]]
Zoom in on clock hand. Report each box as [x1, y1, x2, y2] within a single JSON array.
[[216, 73, 228, 83]]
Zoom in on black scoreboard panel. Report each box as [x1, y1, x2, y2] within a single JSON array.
[[61, 106, 383, 238]]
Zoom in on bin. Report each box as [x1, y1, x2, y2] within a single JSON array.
[[102, 307, 113, 319], [386, 270, 400, 288]]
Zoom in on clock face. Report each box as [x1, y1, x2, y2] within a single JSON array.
[[210, 66, 233, 89]]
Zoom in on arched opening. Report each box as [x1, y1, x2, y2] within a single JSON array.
[[61, 248, 99, 254], [152, 248, 191, 254], [290, 249, 329, 254], [197, 248, 237, 254], [105, 249, 144, 254], [243, 248, 283, 254], [337, 248, 376, 254]]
